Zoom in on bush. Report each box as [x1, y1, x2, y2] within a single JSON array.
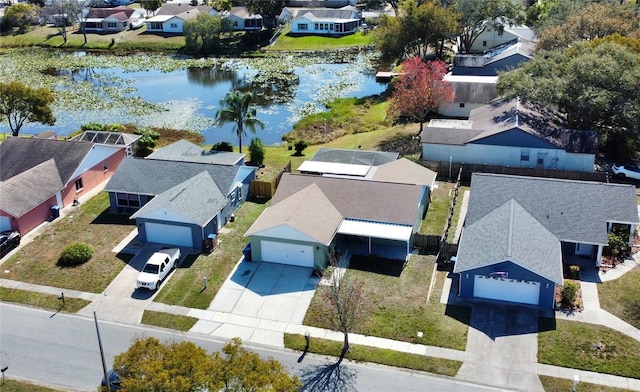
[[248, 137, 265, 166], [58, 242, 93, 266], [606, 224, 629, 259], [293, 140, 308, 156], [134, 127, 160, 157], [211, 141, 234, 152], [561, 281, 579, 308]]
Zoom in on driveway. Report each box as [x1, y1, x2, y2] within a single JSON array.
[[456, 303, 545, 392]]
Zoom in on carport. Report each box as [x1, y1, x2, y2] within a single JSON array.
[[336, 219, 412, 261]]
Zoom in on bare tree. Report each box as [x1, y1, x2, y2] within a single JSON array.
[[322, 250, 367, 362], [48, 0, 83, 44]]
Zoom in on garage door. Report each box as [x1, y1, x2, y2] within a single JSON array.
[[473, 275, 540, 305], [260, 240, 315, 267], [145, 222, 193, 247]]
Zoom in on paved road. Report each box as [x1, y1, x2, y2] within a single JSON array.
[[0, 303, 512, 392]]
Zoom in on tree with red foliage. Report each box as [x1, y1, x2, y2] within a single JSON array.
[[387, 57, 454, 135]]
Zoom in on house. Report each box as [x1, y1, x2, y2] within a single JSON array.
[[245, 173, 427, 268], [103, 141, 255, 251], [453, 173, 638, 308], [145, 4, 218, 33], [297, 147, 398, 176], [470, 25, 536, 54], [81, 6, 135, 32], [39, 5, 75, 26], [282, 6, 361, 36], [226, 6, 263, 31], [451, 38, 534, 76], [284, 0, 356, 8], [438, 74, 498, 118], [422, 98, 598, 172], [146, 139, 245, 166], [0, 132, 139, 235]]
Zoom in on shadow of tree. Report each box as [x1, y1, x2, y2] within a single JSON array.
[[300, 362, 357, 392]]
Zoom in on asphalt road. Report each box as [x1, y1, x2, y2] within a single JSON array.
[[0, 303, 511, 392]]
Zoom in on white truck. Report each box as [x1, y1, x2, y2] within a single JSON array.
[[136, 248, 181, 291]]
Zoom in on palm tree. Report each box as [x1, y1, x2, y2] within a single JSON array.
[[215, 90, 264, 153]]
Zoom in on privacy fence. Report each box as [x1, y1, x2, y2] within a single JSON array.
[[249, 161, 292, 199]]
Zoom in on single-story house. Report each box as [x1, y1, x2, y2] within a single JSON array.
[[245, 168, 430, 268], [285, 0, 356, 8], [454, 173, 639, 308], [227, 6, 263, 30], [438, 74, 498, 118], [146, 139, 245, 166], [145, 4, 218, 33], [0, 132, 138, 235], [282, 6, 361, 36], [81, 6, 135, 32], [103, 141, 255, 251], [451, 38, 534, 76], [470, 25, 536, 54], [422, 98, 598, 172]]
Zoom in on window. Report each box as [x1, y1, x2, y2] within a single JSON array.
[[483, 40, 487, 46], [75, 178, 83, 191], [314, 23, 318, 30], [520, 149, 529, 162], [459, 103, 465, 108], [170, 23, 177, 28], [149, 22, 162, 30], [537, 152, 547, 166], [107, 21, 117, 29], [234, 21, 238, 27], [116, 193, 141, 208], [298, 23, 308, 30]]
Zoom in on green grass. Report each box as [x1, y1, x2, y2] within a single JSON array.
[[540, 375, 632, 392], [0, 287, 91, 313], [538, 318, 640, 379], [269, 30, 375, 51], [598, 264, 640, 329], [303, 255, 470, 350], [141, 310, 199, 331], [1, 192, 135, 293], [419, 182, 456, 236], [284, 333, 462, 376], [0, 379, 64, 392]]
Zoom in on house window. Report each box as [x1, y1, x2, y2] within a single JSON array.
[[298, 23, 308, 30], [520, 149, 530, 162], [314, 23, 318, 29], [234, 21, 238, 27], [75, 178, 83, 191], [116, 193, 141, 208], [459, 103, 465, 108], [537, 152, 547, 166], [170, 23, 177, 28], [483, 40, 487, 46], [149, 22, 162, 30], [107, 21, 117, 29], [230, 192, 236, 206]]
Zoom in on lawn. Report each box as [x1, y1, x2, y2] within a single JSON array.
[[538, 318, 640, 379], [539, 376, 633, 392], [598, 264, 640, 329], [303, 254, 470, 350], [0, 287, 91, 313], [269, 29, 375, 51], [1, 192, 135, 293], [0, 379, 64, 392]]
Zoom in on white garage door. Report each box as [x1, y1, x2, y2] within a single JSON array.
[[145, 222, 193, 247], [473, 275, 540, 305], [0, 216, 11, 232], [261, 240, 315, 267]]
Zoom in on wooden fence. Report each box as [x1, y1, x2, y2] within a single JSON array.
[[249, 160, 292, 199]]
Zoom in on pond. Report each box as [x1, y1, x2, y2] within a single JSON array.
[[3, 50, 388, 146]]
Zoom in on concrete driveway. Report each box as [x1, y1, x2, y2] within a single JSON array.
[[456, 303, 545, 392], [209, 261, 318, 324]]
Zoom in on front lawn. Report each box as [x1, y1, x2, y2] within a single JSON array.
[[303, 255, 470, 350], [269, 30, 375, 51], [538, 318, 640, 379], [1, 192, 134, 293], [0, 287, 91, 313], [598, 264, 640, 329]]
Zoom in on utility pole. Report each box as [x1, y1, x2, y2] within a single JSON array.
[[94, 311, 111, 392]]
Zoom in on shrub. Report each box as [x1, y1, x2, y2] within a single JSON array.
[[211, 141, 234, 152], [58, 242, 93, 266], [248, 137, 265, 166], [294, 140, 308, 156], [606, 224, 629, 259], [561, 281, 579, 308], [134, 127, 160, 157]]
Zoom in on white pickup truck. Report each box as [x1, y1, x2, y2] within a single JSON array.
[[136, 248, 181, 291]]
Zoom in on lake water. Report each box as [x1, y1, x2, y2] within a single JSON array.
[[10, 54, 388, 146]]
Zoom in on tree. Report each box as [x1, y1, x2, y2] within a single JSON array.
[[212, 0, 232, 12], [387, 57, 454, 135], [113, 337, 301, 392], [215, 90, 264, 154], [134, 127, 160, 157], [4, 3, 39, 33], [452, 0, 524, 54], [375, 0, 458, 62], [528, 0, 619, 32], [184, 13, 227, 55], [248, 137, 265, 166], [48, 0, 83, 44], [0, 81, 55, 136], [245, 0, 285, 28], [139, 0, 162, 17], [497, 41, 640, 159], [322, 250, 366, 360]]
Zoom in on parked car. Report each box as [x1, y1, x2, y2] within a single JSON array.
[[135, 248, 180, 290], [0, 230, 21, 257], [101, 369, 122, 390], [612, 164, 640, 181]]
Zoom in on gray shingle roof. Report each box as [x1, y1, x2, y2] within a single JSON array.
[[147, 140, 244, 166], [273, 173, 422, 225], [290, 6, 358, 20], [311, 148, 398, 166], [86, 6, 134, 18], [465, 173, 639, 246], [156, 3, 213, 16], [131, 171, 226, 226], [454, 199, 564, 283], [448, 80, 497, 104], [103, 158, 239, 197], [0, 159, 63, 217], [0, 137, 93, 185], [370, 158, 437, 188]]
